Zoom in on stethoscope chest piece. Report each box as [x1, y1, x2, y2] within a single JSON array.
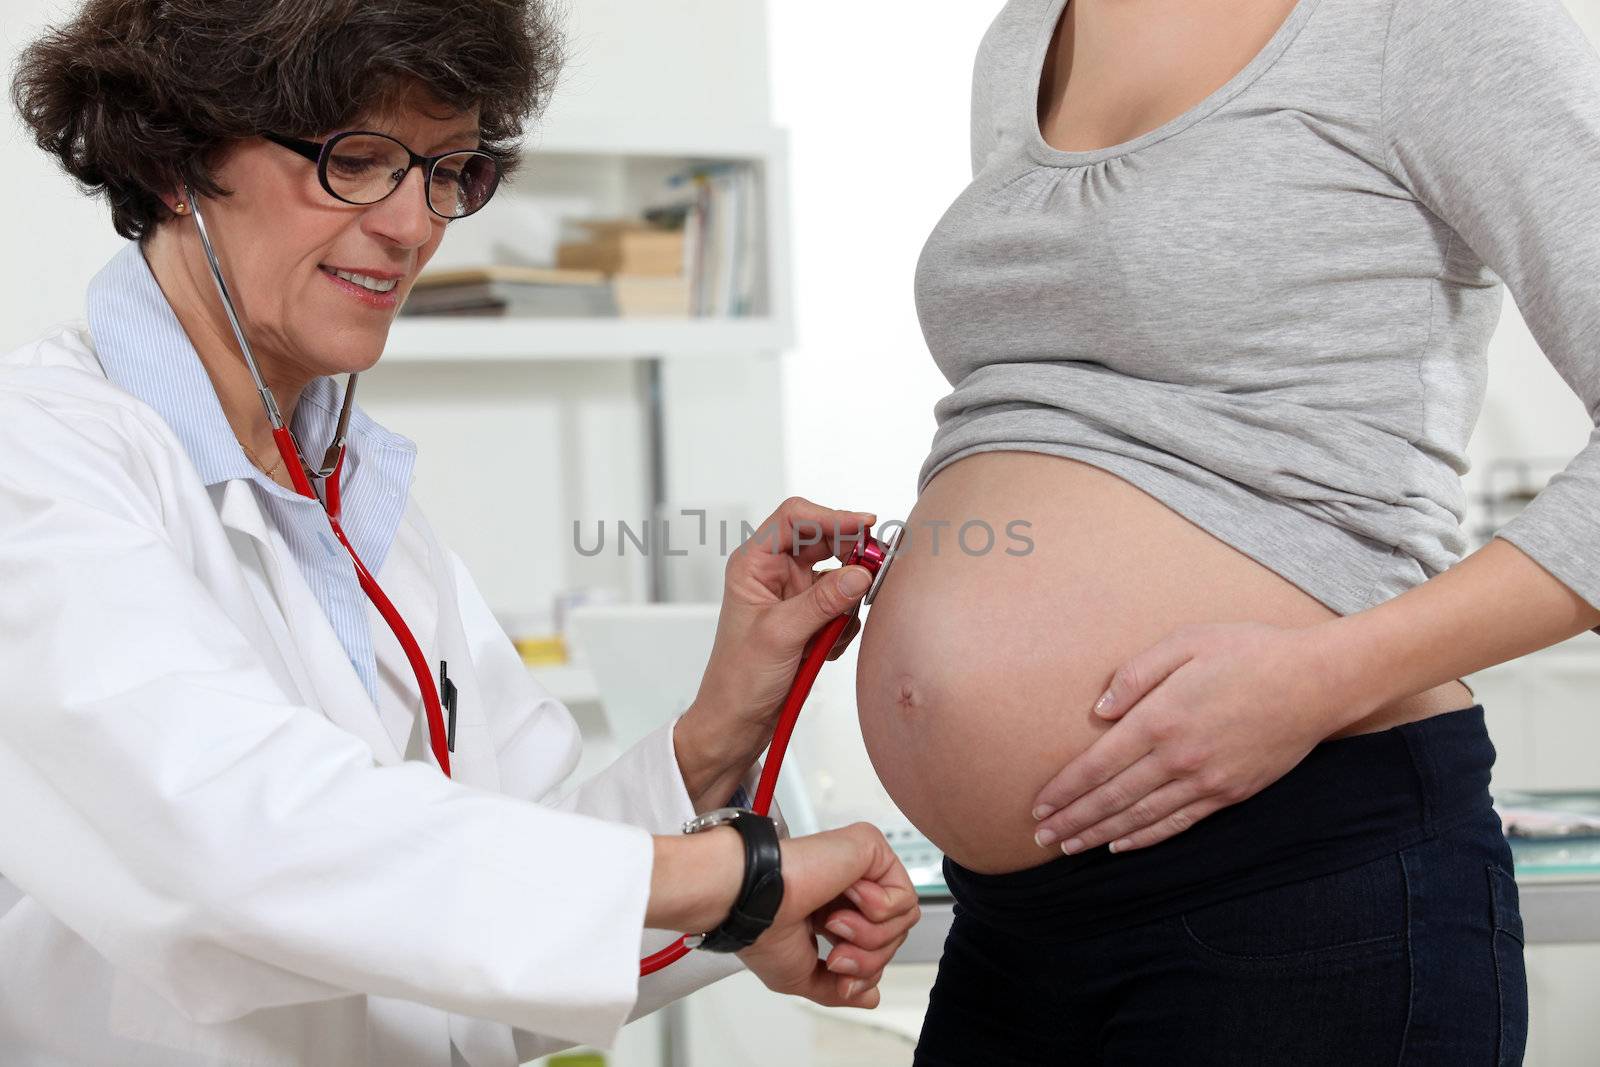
[[863, 525, 901, 607]]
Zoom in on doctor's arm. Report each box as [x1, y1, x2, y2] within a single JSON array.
[[464, 492, 878, 843], [449, 496, 885, 1056], [446, 546, 789, 1052], [559, 494, 878, 828]]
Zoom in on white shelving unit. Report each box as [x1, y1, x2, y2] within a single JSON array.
[[359, 111, 795, 622], [384, 316, 792, 362], [392, 117, 794, 366]]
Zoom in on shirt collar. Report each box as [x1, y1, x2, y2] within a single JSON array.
[[85, 240, 416, 497]]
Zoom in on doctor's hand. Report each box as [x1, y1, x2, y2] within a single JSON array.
[[739, 821, 919, 1009], [695, 497, 878, 739]]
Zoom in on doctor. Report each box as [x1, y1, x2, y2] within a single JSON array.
[[0, 1, 919, 1064]]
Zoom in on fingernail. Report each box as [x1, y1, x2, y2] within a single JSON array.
[[844, 887, 862, 907], [1031, 805, 1053, 821], [844, 979, 860, 998], [1109, 839, 1126, 854], [839, 567, 870, 597], [1034, 827, 1057, 847], [828, 956, 860, 975], [1093, 691, 1114, 715], [826, 920, 853, 940], [1061, 838, 1084, 855]]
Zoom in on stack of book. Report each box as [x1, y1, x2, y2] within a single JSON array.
[[400, 163, 763, 321], [557, 221, 693, 317], [400, 265, 617, 318]]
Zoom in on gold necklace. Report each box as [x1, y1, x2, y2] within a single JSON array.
[[239, 436, 286, 481]]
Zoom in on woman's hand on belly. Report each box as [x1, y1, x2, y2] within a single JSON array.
[[1028, 619, 1357, 855]]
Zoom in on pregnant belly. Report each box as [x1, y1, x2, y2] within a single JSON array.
[[853, 451, 1473, 875]]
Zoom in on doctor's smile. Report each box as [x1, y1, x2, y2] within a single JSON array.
[[6, 0, 1600, 1063]]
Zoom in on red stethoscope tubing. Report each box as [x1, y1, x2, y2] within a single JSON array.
[[186, 188, 455, 779], [638, 601, 857, 976], [271, 426, 453, 777]]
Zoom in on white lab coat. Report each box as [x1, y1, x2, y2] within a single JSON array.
[[0, 323, 788, 1066]]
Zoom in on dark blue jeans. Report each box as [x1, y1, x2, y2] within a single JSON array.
[[913, 706, 1528, 1065]]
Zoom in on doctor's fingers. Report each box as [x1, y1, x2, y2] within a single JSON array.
[[842, 871, 920, 927], [825, 929, 909, 997], [746, 497, 876, 560], [827, 968, 885, 1010], [816, 894, 921, 953]]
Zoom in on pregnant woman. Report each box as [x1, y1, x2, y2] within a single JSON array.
[[855, 0, 1600, 1061]]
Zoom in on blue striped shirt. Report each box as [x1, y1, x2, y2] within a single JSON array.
[[86, 241, 416, 707]]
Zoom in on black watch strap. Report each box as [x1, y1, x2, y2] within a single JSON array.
[[686, 810, 783, 952]]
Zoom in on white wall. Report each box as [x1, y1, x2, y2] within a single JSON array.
[[0, 0, 126, 345]]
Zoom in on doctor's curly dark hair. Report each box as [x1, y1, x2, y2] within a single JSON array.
[[11, 0, 565, 240]]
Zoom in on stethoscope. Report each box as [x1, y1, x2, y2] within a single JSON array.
[[185, 188, 458, 778], [185, 185, 905, 975], [639, 525, 901, 975]]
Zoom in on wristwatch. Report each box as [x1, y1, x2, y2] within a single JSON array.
[[680, 806, 784, 952]]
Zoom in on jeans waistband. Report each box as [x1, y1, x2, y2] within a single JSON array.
[[941, 703, 1497, 943]]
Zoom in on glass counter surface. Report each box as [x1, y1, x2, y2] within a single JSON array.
[[1500, 790, 1600, 879]]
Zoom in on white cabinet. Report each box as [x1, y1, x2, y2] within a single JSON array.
[[1469, 633, 1600, 792]]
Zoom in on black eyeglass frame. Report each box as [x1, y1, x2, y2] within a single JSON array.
[[262, 130, 502, 220]]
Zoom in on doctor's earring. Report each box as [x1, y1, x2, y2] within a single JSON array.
[[170, 201, 187, 214]]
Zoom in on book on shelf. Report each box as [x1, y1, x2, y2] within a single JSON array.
[[401, 265, 617, 318], [401, 157, 765, 322], [556, 222, 685, 276], [671, 162, 761, 318], [402, 264, 693, 319], [611, 275, 692, 317]]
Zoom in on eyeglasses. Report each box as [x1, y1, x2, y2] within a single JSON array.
[[263, 130, 501, 220]]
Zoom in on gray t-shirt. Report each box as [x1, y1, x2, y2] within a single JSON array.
[[914, 0, 1600, 628]]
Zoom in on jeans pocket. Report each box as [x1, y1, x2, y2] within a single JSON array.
[[1487, 863, 1528, 1066], [1180, 853, 1407, 964]]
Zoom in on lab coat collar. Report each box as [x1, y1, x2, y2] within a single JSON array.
[[211, 478, 500, 790], [213, 479, 407, 766]]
